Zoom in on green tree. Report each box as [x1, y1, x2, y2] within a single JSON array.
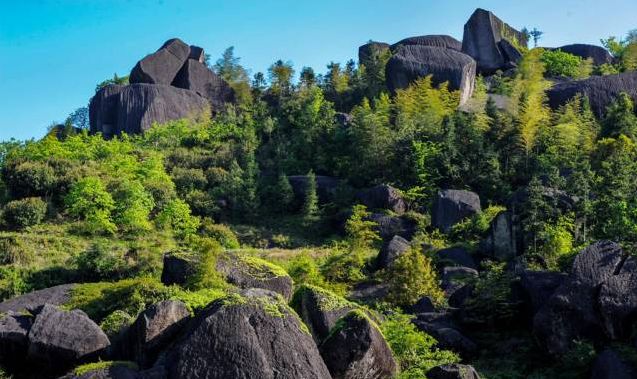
[[540, 49, 592, 78], [345, 205, 380, 251], [112, 180, 155, 233], [268, 60, 295, 97], [65, 177, 116, 235], [602, 93, 637, 140], [302, 171, 320, 226], [156, 199, 200, 239], [213, 47, 252, 105], [2, 197, 47, 229], [386, 247, 445, 308], [274, 173, 294, 213]]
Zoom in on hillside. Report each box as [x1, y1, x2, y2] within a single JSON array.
[[1, 7, 637, 379]]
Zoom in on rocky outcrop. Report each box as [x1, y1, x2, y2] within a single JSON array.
[[28, 304, 110, 373], [547, 71, 637, 117], [557, 44, 613, 66], [292, 285, 358, 344], [427, 364, 481, 379], [480, 210, 516, 261], [369, 213, 417, 241], [88, 85, 126, 137], [519, 270, 568, 314], [437, 246, 477, 269], [376, 235, 411, 269], [591, 349, 637, 379], [386, 45, 477, 105], [0, 284, 75, 313], [462, 8, 527, 73], [319, 311, 397, 379], [432, 190, 481, 233], [414, 312, 477, 356], [161, 289, 332, 379], [356, 184, 407, 214], [216, 253, 293, 300], [130, 38, 191, 85], [160, 253, 197, 286], [0, 311, 31, 370], [392, 35, 462, 51], [358, 41, 391, 68], [172, 59, 235, 112]]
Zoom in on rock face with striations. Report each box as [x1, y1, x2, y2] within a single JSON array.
[[557, 44, 613, 66], [0, 283, 75, 313], [547, 71, 637, 117], [356, 184, 407, 214], [432, 190, 481, 233], [462, 8, 527, 73], [161, 289, 332, 379], [427, 364, 482, 379], [391, 35, 462, 51], [130, 38, 191, 85], [386, 45, 477, 105], [172, 59, 235, 111], [0, 311, 31, 370], [319, 311, 397, 379]]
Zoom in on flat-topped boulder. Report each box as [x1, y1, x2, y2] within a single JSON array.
[[356, 184, 407, 214], [557, 44, 613, 66], [386, 45, 476, 105], [462, 8, 527, 73], [172, 59, 235, 112], [130, 38, 191, 85], [547, 71, 637, 117], [216, 253, 293, 300], [391, 35, 462, 51], [0, 284, 75, 313], [432, 189, 481, 233], [376, 235, 411, 269]]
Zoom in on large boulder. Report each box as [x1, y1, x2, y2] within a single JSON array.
[[216, 253, 294, 300], [319, 311, 397, 379], [172, 59, 235, 112], [598, 266, 637, 339], [0, 283, 75, 313], [89, 84, 126, 137], [130, 38, 191, 85], [391, 35, 462, 51], [368, 213, 417, 240], [427, 364, 481, 379], [356, 184, 407, 214], [519, 270, 568, 314], [28, 304, 110, 372], [160, 253, 197, 286], [462, 8, 527, 73], [119, 300, 190, 368], [358, 41, 391, 68], [591, 349, 637, 379], [162, 289, 332, 379], [547, 71, 637, 117], [386, 45, 477, 105], [376, 235, 411, 269], [291, 284, 358, 344], [437, 246, 477, 269], [60, 362, 140, 379], [0, 311, 31, 370], [557, 44, 613, 66], [432, 190, 481, 233]]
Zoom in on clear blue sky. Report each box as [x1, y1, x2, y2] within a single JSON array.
[[1, 0, 636, 142]]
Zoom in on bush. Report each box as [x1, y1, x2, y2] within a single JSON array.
[[65, 177, 116, 235], [386, 247, 445, 308], [112, 180, 154, 234], [186, 237, 228, 291], [2, 197, 47, 229], [464, 261, 517, 325], [346, 205, 381, 251], [200, 219, 240, 249], [74, 243, 129, 280], [381, 312, 459, 377], [0, 235, 33, 265], [540, 49, 592, 78], [99, 310, 134, 338], [3, 161, 56, 199], [286, 252, 327, 288], [171, 167, 208, 193], [156, 199, 200, 239]]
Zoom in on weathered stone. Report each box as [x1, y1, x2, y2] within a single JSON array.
[[160, 253, 197, 286], [448, 284, 474, 308], [60, 363, 140, 379], [89, 84, 126, 136], [0, 311, 31, 370], [557, 44, 613, 66], [172, 59, 235, 112], [547, 71, 637, 117], [162, 289, 331, 379], [356, 184, 407, 214], [369, 213, 417, 240], [598, 269, 637, 339], [591, 349, 637, 379], [462, 8, 528, 73], [28, 304, 110, 372], [519, 270, 568, 314], [0, 284, 75, 313], [437, 246, 477, 269], [376, 235, 411, 269], [498, 39, 523, 64], [358, 42, 391, 68], [319, 311, 397, 379], [570, 241, 624, 286], [410, 296, 435, 314], [188, 45, 205, 63], [130, 39, 190, 85], [427, 364, 482, 379], [392, 35, 462, 51], [216, 253, 293, 300], [348, 282, 390, 304], [432, 190, 481, 233], [442, 267, 479, 290], [291, 285, 357, 344], [386, 45, 476, 105], [415, 321, 477, 356]]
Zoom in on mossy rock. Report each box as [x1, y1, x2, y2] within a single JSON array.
[[61, 361, 139, 379], [291, 284, 359, 344], [216, 253, 293, 300]]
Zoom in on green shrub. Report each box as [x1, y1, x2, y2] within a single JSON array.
[[2, 197, 47, 229], [99, 310, 134, 338], [171, 167, 208, 192], [286, 252, 326, 287], [73, 243, 129, 280], [386, 247, 445, 308], [111, 180, 154, 234], [540, 49, 592, 78], [200, 219, 240, 249], [156, 199, 200, 239], [74, 361, 138, 376], [381, 312, 459, 377], [0, 235, 33, 265], [321, 247, 367, 285], [65, 177, 116, 235], [346, 205, 381, 251], [451, 205, 506, 243], [464, 261, 517, 325], [186, 237, 228, 291], [3, 161, 56, 199]]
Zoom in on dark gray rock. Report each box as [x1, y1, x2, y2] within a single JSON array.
[[120, 300, 190, 368], [0, 284, 75, 313], [598, 269, 637, 339], [591, 349, 637, 379], [28, 304, 110, 372], [162, 290, 331, 379], [415, 321, 477, 356], [356, 184, 407, 214], [358, 42, 391, 68], [115, 84, 209, 135], [479, 210, 516, 261], [570, 241, 624, 286], [442, 267, 479, 290], [432, 190, 481, 233], [130, 38, 191, 85], [160, 253, 196, 286], [0, 311, 31, 370], [410, 296, 435, 314], [547, 71, 637, 117], [437, 247, 477, 269], [498, 39, 523, 64], [216, 253, 293, 300], [348, 282, 390, 304], [172, 59, 235, 112], [462, 8, 528, 73], [369, 213, 417, 240], [392, 35, 462, 51], [427, 364, 481, 379], [288, 175, 340, 205], [448, 284, 474, 308], [519, 270, 568, 314], [557, 44, 613, 66], [60, 363, 140, 379], [319, 311, 397, 379], [291, 284, 357, 344], [89, 84, 126, 137], [188, 45, 205, 63], [386, 45, 476, 105], [376, 235, 411, 269]]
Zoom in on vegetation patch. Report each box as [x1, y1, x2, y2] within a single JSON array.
[[74, 361, 139, 376]]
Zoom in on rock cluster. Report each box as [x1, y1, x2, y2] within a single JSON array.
[[90, 38, 234, 137]]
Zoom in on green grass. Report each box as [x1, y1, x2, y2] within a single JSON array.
[[74, 361, 138, 375]]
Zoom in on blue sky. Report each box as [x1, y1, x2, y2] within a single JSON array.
[[1, 0, 636, 142]]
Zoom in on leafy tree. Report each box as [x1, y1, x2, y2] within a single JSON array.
[[302, 170, 320, 226], [602, 93, 637, 139], [67, 107, 90, 130], [386, 247, 445, 308], [345, 205, 380, 251], [95, 73, 129, 92], [2, 197, 47, 229], [299, 67, 317, 88], [156, 199, 200, 239], [529, 28, 544, 47], [112, 180, 154, 233], [213, 47, 252, 104], [540, 49, 592, 78], [268, 60, 295, 97], [65, 177, 117, 235]]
